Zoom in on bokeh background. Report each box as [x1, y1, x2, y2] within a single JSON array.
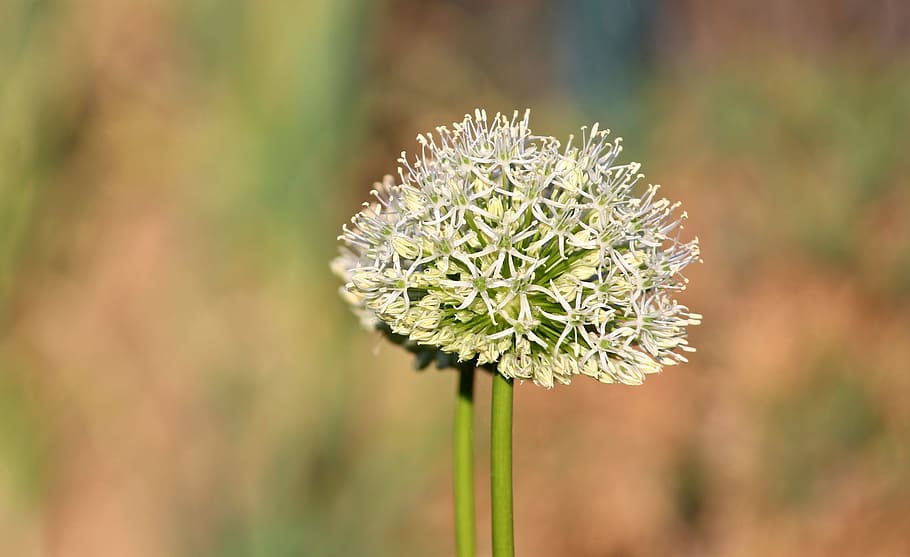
[[2, 1, 910, 556]]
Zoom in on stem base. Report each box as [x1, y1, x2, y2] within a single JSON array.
[[491, 373, 514, 557]]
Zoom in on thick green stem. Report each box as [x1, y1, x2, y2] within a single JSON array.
[[491, 373, 514, 557], [455, 366, 476, 557]]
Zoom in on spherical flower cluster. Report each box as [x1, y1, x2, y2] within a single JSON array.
[[332, 110, 701, 388]]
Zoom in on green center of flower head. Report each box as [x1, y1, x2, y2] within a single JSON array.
[[334, 109, 701, 388]]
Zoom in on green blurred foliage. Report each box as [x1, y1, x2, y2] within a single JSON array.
[[693, 62, 910, 270], [764, 355, 883, 506], [0, 358, 48, 506]]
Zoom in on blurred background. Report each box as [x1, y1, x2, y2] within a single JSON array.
[[2, 0, 910, 555]]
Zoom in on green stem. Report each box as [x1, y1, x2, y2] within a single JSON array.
[[455, 366, 476, 557], [491, 373, 514, 557]]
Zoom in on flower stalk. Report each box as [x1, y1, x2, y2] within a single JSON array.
[[455, 365, 476, 557], [491, 373, 514, 557]]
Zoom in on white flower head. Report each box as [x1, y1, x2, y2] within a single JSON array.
[[333, 109, 701, 388]]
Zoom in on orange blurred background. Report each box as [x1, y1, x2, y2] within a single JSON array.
[[2, 1, 910, 556]]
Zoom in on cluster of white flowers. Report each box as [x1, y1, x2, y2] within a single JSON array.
[[332, 110, 701, 388]]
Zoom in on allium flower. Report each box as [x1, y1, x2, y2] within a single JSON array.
[[333, 110, 701, 388]]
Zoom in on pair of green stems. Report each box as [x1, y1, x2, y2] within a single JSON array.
[[455, 366, 514, 557]]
